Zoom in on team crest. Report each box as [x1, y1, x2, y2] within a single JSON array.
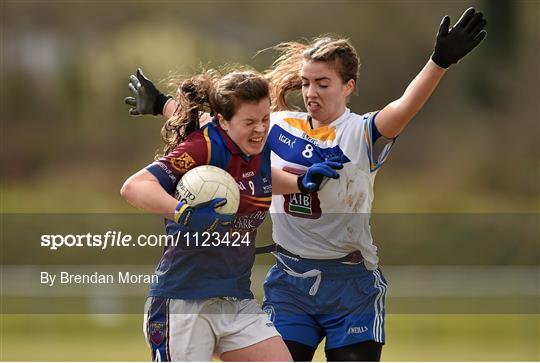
[[171, 152, 196, 173], [149, 321, 165, 346]]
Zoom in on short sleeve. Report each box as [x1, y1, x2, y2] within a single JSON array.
[[146, 131, 210, 194], [364, 111, 396, 172]]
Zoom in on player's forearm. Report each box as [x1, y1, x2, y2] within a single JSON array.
[[375, 59, 446, 138], [120, 170, 177, 220], [271, 167, 300, 195], [162, 98, 177, 119]]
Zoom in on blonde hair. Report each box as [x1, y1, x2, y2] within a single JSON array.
[[263, 36, 360, 111], [159, 68, 269, 157]]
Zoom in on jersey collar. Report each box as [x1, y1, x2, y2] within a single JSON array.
[[307, 108, 350, 130]]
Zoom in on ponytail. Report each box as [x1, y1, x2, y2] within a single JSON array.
[[159, 70, 220, 157]]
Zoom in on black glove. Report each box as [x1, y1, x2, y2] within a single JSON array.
[[431, 7, 487, 69], [124, 68, 170, 115]]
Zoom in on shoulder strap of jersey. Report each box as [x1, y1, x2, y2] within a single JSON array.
[[205, 123, 231, 169]]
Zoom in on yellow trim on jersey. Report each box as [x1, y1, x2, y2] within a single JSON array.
[[283, 117, 336, 142], [203, 127, 211, 164], [244, 195, 272, 202], [246, 201, 272, 208], [364, 117, 377, 170], [243, 195, 271, 208]]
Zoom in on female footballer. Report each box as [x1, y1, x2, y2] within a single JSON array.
[[121, 69, 294, 361], [125, 7, 486, 361]]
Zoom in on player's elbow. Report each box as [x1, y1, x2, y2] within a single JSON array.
[[121, 169, 161, 205], [120, 178, 137, 202]]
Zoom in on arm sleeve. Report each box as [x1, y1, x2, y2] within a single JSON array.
[[145, 132, 210, 194], [365, 111, 396, 172]]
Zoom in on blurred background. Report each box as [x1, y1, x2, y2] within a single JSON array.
[[1, 0, 538, 361]]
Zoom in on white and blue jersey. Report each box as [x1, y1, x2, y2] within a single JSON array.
[[263, 108, 394, 349], [268, 108, 393, 269]]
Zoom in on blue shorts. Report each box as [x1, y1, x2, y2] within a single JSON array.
[[262, 252, 388, 350]]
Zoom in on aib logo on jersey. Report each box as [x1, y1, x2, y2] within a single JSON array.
[[284, 192, 322, 219]]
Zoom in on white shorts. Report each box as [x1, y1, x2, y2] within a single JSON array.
[[143, 297, 281, 361]]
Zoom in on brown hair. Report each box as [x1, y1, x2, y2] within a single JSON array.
[[262, 36, 360, 111], [159, 68, 269, 156]]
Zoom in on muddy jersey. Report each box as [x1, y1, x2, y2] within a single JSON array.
[[267, 108, 394, 270]]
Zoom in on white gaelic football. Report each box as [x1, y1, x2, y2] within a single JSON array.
[[175, 165, 240, 214]]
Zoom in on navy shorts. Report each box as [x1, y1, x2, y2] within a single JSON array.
[[262, 252, 388, 350]]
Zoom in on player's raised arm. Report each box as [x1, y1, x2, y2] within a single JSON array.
[[375, 7, 487, 138]]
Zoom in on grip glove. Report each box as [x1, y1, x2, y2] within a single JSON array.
[[124, 68, 170, 115], [431, 7, 487, 69]]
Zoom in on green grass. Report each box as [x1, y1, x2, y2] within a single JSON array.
[[1, 314, 538, 361]]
